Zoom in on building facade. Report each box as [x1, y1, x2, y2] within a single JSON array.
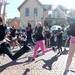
[[6, 17, 20, 29], [18, 0, 51, 27]]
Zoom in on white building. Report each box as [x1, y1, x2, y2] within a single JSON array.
[[51, 5, 68, 19], [18, 0, 51, 27]]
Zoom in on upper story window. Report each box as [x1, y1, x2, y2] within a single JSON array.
[[34, 8, 38, 16], [25, 8, 29, 16], [43, 9, 47, 11]]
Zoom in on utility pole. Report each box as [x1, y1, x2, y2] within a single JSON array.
[[3, 0, 6, 24], [2, 0, 9, 24], [0, 0, 3, 15]]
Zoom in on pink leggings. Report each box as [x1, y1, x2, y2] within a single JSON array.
[[33, 40, 46, 59], [70, 36, 75, 44]]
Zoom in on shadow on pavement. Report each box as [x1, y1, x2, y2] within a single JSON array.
[[24, 57, 33, 63], [17, 48, 52, 61], [35, 53, 61, 70], [35, 50, 68, 71], [42, 55, 59, 70], [70, 70, 75, 73], [0, 56, 34, 73], [0, 60, 30, 73], [22, 68, 30, 75], [61, 50, 68, 55]]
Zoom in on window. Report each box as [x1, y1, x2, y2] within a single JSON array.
[[25, 8, 29, 16], [34, 8, 38, 16], [43, 8, 47, 11]]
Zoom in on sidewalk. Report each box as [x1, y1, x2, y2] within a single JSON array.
[[0, 47, 75, 75]]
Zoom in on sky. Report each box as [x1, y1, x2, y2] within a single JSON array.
[[4, 0, 75, 18]]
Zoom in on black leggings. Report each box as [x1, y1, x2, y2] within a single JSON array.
[[0, 43, 14, 60], [0, 43, 30, 61]]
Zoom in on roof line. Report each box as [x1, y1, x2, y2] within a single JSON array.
[[18, 0, 45, 11]]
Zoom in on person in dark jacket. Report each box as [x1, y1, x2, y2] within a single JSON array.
[[10, 26, 19, 48], [44, 27, 51, 48], [25, 23, 34, 45], [32, 21, 46, 60], [56, 28, 63, 53], [0, 17, 30, 61]]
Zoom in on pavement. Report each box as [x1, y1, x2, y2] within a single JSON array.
[[0, 47, 75, 75]]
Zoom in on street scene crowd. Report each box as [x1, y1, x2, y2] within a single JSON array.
[[0, 0, 75, 75], [0, 16, 73, 75]]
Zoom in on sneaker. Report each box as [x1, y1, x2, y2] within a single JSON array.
[[63, 70, 69, 75], [31, 58, 35, 62], [28, 57, 35, 62]]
